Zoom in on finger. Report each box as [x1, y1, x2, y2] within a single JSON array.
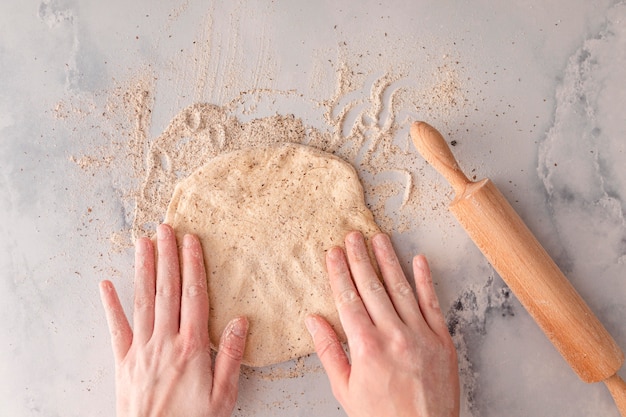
[[305, 315, 350, 399], [179, 234, 209, 340], [371, 233, 423, 329], [211, 317, 248, 406], [154, 224, 182, 335], [326, 246, 372, 336], [344, 231, 399, 327], [133, 237, 156, 343], [413, 255, 449, 338], [99, 280, 132, 363]]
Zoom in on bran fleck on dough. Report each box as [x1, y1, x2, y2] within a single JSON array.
[[164, 143, 380, 367]]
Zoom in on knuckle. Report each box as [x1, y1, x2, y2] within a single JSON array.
[[220, 333, 245, 360], [388, 328, 413, 355], [220, 341, 245, 360], [184, 283, 206, 298], [134, 295, 155, 311], [156, 284, 180, 299], [316, 334, 341, 359], [366, 279, 385, 294], [337, 288, 360, 305], [392, 281, 413, 297], [178, 334, 207, 358], [351, 329, 381, 357]]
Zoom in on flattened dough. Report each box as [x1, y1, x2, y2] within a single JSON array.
[[164, 143, 380, 367]]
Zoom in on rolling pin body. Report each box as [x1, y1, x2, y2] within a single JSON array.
[[451, 178, 622, 382], [411, 121, 625, 414]]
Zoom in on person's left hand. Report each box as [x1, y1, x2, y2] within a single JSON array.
[[99, 224, 248, 417]]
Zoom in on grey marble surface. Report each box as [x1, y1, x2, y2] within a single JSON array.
[[1, 1, 625, 416]]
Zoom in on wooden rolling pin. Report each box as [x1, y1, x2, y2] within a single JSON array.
[[410, 121, 626, 415]]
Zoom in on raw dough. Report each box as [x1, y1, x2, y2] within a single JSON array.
[[164, 143, 380, 367]]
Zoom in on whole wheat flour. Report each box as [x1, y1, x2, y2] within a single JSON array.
[[164, 143, 380, 367]]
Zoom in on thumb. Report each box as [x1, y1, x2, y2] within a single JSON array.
[[211, 317, 248, 406], [305, 315, 350, 397]]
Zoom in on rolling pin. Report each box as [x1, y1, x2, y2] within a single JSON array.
[[410, 121, 626, 415]]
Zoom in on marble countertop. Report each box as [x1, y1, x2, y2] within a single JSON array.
[[1, 1, 625, 416]]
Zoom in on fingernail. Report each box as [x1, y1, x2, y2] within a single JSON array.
[[157, 224, 171, 240], [100, 280, 113, 292], [136, 237, 151, 254], [346, 231, 364, 245], [372, 233, 388, 248], [305, 315, 318, 335], [228, 317, 248, 338], [413, 254, 425, 269], [183, 233, 193, 248], [327, 246, 343, 261]]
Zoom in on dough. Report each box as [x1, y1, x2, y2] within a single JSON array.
[[164, 143, 380, 367]]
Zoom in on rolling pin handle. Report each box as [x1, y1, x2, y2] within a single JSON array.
[[410, 121, 472, 195], [605, 373, 626, 417]]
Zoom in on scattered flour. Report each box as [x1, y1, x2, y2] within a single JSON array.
[[123, 57, 471, 240], [61, 26, 475, 386]]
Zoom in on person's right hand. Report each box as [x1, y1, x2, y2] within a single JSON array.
[[305, 231, 460, 417]]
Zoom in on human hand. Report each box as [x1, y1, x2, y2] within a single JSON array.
[[306, 232, 460, 417], [99, 224, 248, 417]]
